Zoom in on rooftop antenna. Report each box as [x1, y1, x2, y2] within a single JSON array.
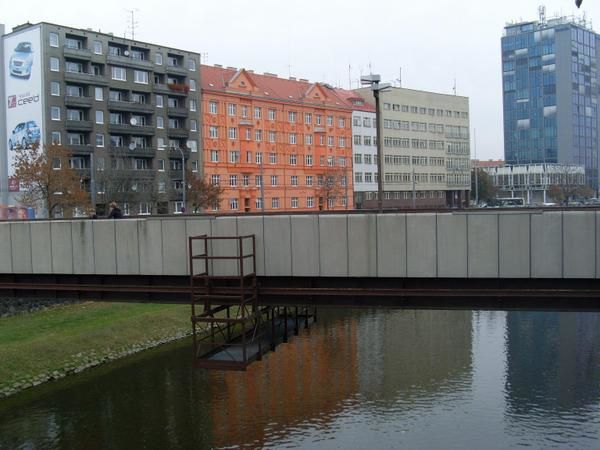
[[348, 64, 352, 90], [453, 78, 457, 95], [126, 8, 139, 40], [395, 67, 402, 87], [539, 5, 546, 25], [200, 52, 208, 64]]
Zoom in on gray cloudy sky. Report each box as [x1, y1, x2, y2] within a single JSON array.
[[2, 0, 599, 160]]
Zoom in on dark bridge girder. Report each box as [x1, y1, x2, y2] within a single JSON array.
[[1, 274, 600, 311]]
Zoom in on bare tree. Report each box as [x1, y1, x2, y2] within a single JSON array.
[[186, 170, 223, 213], [316, 166, 348, 210], [12, 143, 90, 218], [547, 164, 590, 203]]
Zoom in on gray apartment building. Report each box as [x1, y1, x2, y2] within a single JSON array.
[[356, 87, 471, 208], [1, 22, 201, 216]]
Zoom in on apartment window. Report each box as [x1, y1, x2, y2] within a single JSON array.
[[50, 57, 59, 72], [254, 107, 262, 118], [156, 116, 164, 128], [65, 61, 83, 73], [228, 127, 237, 139], [111, 66, 127, 81], [51, 106, 60, 120], [383, 103, 391, 110], [190, 99, 197, 111], [363, 117, 371, 127], [229, 175, 238, 187], [364, 136, 372, 146], [94, 87, 103, 101], [211, 175, 220, 185], [242, 175, 249, 186], [327, 116, 333, 126], [209, 101, 218, 114], [291, 175, 298, 186], [306, 176, 313, 186], [271, 198, 280, 209], [157, 159, 165, 171], [154, 95, 162, 108], [95, 110, 104, 124], [188, 58, 196, 71], [338, 117, 345, 128], [304, 113, 312, 124], [271, 175, 278, 186], [291, 197, 299, 208], [111, 135, 124, 147], [255, 175, 263, 186], [269, 153, 277, 164], [190, 119, 198, 132], [288, 111, 297, 123], [49, 32, 59, 47], [255, 129, 262, 141], [255, 198, 263, 209], [307, 197, 314, 208], [155, 53, 163, 65], [305, 154, 313, 166], [290, 154, 297, 165], [327, 136, 334, 147], [316, 115, 322, 125], [246, 151, 252, 163], [66, 85, 83, 99], [245, 129, 251, 140], [229, 198, 238, 210], [189, 79, 197, 91], [210, 150, 219, 162], [134, 70, 148, 84], [256, 152, 263, 164], [187, 140, 198, 152], [157, 137, 165, 149], [268, 108, 276, 120], [51, 82, 60, 96], [241, 105, 248, 118], [289, 133, 297, 144], [51, 131, 61, 145], [305, 134, 313, 145], [209, 126, 218, 138], [355, 173, 363, 183], [227, 103, 236, 116], [229, 151, 240, 163], [268, 131, 276, 143], [354, 135, 361, 145], [355, 154, 362, 164], [93, 41, 102, 55], [339, 136, 346, 148]]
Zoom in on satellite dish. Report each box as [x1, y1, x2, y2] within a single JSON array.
[[185, 141, 192, 149], [129, 117, 138, 126], [128, 143, 136, 151], [123, 50, 130, 57]]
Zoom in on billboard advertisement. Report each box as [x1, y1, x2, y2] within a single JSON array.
[[3, 26, 43, 192]]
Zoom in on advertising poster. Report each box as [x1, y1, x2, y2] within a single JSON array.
[[3, 26, 43, 191]]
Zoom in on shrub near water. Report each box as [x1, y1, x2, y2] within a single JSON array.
[[0, 302, 192, 398]]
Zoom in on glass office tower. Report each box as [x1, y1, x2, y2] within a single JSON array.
[[502, 17, 599, 189]]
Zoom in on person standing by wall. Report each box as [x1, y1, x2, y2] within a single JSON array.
[[107, 202, 123, 219]]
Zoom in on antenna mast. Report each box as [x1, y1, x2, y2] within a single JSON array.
[[126, 8, 139, 40]]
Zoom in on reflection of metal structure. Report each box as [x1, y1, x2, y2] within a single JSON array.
[[189, 234, 315, 370]]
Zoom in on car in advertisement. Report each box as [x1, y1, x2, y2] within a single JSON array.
[[9, 41, 34, 78], [8, 120, 40, 150]]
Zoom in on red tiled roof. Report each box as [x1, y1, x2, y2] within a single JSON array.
[[201, 65, 357, 110], [332, 88, 376, 112]]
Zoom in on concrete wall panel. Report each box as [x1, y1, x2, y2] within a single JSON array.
[[30, 222, 52, 274], [115, 220, 140, 275], [264, 216, 292, 276], [10, 223, 32, 273], [51, 221, 74, 274], [93, 220, 116, 274], [468, 214, 498, 278], [437, 213, 467, 278], [71, 220, 95, 274], [211, 217, 238, 276], [348, 215, 377, 277], [499, 214, 530, 278], [376, 214, 406, 277], [236, 216, 264, 276], [138, 220, 163, 275], [185, 218, 213, 276], [0, 223, 11, 272], [161, 219, 187, 276], [290, 215, 320, 277], [531, 212, 562, 278], [563, 211, 595, 278], [319, 215, 348, 277], [407, 214, 437, 278]]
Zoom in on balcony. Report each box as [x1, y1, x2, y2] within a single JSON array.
[[239, 119, 254, 126], [314, 126, 326, 133], [110, 169, 156, 180], [108, 123, 155, 135], [167, 106, 188, 117], [108, 100, 155, 114], [64, 95, 93, 108], [63, 46, 92, 61], [153, 83, 188, 97], [65, 120, 93, 131], [107, 54, 154, 70], [165, 64, 188, 76], [109, 146, 157, 157], [66, 144, 94, 154], [64, 71, 108, 85], [167, 127, 189, 138], [168, 147, 190, 159]]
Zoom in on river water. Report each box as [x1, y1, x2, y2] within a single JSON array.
[[1, 308, 600, 449]]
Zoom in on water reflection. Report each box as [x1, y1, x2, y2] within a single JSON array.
[[1, 309, 600, 449]]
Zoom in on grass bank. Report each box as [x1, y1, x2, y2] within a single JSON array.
[[0, 302, 192, 398]]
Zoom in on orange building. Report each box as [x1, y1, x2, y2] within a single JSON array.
[[201, 65, 354, 212]]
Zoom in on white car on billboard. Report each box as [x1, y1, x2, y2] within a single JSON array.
[[9, 41, 34, 78], [8, 120, 41, 150]]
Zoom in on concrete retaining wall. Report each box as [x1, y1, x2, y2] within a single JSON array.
[[0, 210, 597, 279]]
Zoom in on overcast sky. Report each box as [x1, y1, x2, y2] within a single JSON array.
[[2, 0, 599, 160]]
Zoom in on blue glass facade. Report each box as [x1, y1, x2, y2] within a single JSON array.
[[502, 20, 599, 189]]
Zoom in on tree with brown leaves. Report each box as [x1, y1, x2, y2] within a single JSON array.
[[12, 143, 91, 218], [186, 170, 223, 213], [316, 165, 349, 210]]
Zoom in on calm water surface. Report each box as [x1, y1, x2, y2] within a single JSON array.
[[1, 308, 600, 449]]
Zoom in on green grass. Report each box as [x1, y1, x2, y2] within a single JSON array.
[[0, 302, 192, 391]]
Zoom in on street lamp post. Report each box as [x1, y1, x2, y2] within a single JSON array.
[[361, 74, 391, 213]]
